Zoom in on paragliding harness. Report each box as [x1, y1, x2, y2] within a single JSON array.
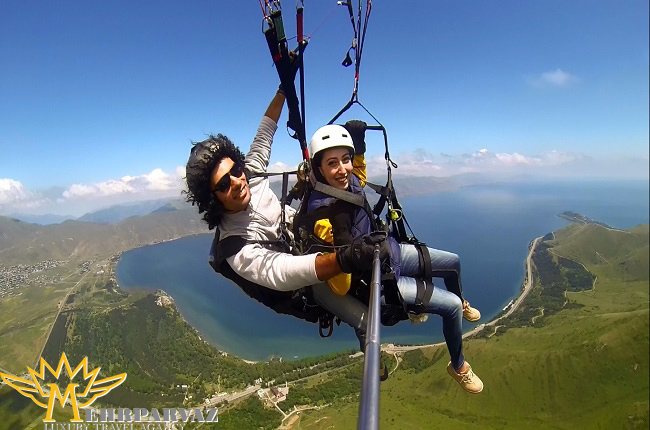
[[257, 0, 435, 327], [211, 0, 432, 337], [207, 168, 341, 337], [292, 150, 436, 327], [209, 229, 322, 324]]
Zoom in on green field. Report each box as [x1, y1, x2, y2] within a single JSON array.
[[2, 223, 647, 429], [293, 223, 649, 429], [0, 263, 83, 374]]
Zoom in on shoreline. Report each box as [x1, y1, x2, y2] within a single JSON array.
[[113, 233, 544, 361], [383, 235, 542, 353], [111, 234, 259, 362]]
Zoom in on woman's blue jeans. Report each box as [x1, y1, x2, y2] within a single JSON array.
[[312, 244, 466, 371], [398, 244, 465, 371]]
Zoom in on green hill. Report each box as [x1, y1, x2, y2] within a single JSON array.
[[291, 223, 649, 429], [0, 208, 208, 264], [0, 217, 40, 249], [0, 208, 209, 376], [1, 221, 647, 429]]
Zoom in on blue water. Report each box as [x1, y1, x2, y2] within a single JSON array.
[[115, 179, 649, 361]]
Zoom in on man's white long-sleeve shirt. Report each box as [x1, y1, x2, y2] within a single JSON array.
[[218, 116, 320, 291]]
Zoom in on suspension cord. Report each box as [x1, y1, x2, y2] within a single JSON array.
[[296, 0, 308, 160], [329, 1, 396, 170]]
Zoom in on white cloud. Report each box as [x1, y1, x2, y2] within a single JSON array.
[[0, 167, 187, 217], [0, 178, 30, 204], [267, 161, 295, 174], [0, 179, 53, 212], [369, 148, 595, 178], [527, 68, 579, 88], [62, 168, 184, 199], [366, 149, 443, 178], [1, 155, 646, 218]]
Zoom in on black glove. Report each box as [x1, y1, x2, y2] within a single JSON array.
[[344, 120, 367, 155], [287, 48, 300, 82], [279, 40, 308, 93], [277, 53, 299, 95], [336, 231, 388, 273]]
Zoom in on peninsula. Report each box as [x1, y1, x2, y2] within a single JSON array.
[[558, 210, 612, 228]]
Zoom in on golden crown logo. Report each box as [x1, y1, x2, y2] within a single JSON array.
[[0, 352, 126, 423]]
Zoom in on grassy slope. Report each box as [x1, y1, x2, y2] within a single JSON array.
[[2, 223, 646, 429], [0, 277, 78, 373], [0, 261, 109, 374], [0, 210, 207, 264], [0, 208, 207, 373], [296, 223, 650, 430]]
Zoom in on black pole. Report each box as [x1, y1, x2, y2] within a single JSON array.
[[357, 245, 381, 430]]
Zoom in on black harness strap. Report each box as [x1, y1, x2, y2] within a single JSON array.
[[411, 244, 434, 312], [389, 189, 409, 242], [319, 315, 334, 338], [312, 180, 378, 232], [209, 229, 324, 325], [249, 170, 298, 252], [365, 181, 390, 219], [280, 171, 294, 251], [364, 181, 390, 198], [313, 181, 365, 207], [419, 244, 435, 307], [211, 232, 287, 269]]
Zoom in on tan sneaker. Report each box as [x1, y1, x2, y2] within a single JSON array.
[[447, 361, 483, 394], [463, 301, 481, 322]]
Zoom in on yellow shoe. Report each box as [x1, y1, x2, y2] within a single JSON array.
[[462, 301, 481, 322], [447, 361, 483, 394]]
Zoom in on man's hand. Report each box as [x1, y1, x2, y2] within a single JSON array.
[[279, 40, 308, 94], [344, 120, 367, 155], [336, 231, 387, 273]]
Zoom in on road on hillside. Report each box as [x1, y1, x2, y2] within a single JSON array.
[[203, 384, 261, 408]]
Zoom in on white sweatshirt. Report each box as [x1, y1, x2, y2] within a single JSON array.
[[219, 116, 320, 291]]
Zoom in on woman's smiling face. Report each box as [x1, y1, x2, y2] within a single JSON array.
[[318, 147, 353, 190]]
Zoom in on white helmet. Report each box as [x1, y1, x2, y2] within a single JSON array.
[[309, 124, 354, 162]]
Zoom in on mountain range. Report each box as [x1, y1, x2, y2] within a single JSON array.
[[5, 171, 508, 226], [0, 204, 207, 265]]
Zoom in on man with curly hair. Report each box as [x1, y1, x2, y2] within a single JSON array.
[[185, 87, 379, 329]]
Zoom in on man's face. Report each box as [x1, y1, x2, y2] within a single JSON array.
[[210, 157, 250, 213]]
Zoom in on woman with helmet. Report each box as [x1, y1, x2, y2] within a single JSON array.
[[304, 121, 485, 394]]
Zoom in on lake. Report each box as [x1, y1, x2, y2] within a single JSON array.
[[115, 178, 649, 361]]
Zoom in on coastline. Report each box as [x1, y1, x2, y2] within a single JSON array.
[[111, 229, 545, 360], [106, 181, 650, 362], [113, 232, 543, 361], [383, 235, 542, 353], [111, 234, 261, 361]]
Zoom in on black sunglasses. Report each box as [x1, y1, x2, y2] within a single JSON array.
[[212, 162, 245, 194]]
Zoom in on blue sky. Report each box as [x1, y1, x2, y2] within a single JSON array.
[[1, 0, 648, 216]]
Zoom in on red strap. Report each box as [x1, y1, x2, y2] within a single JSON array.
[[297, 7, 303, 43]]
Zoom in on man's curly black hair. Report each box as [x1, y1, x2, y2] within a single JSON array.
[[184, 134, 246, 230]]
